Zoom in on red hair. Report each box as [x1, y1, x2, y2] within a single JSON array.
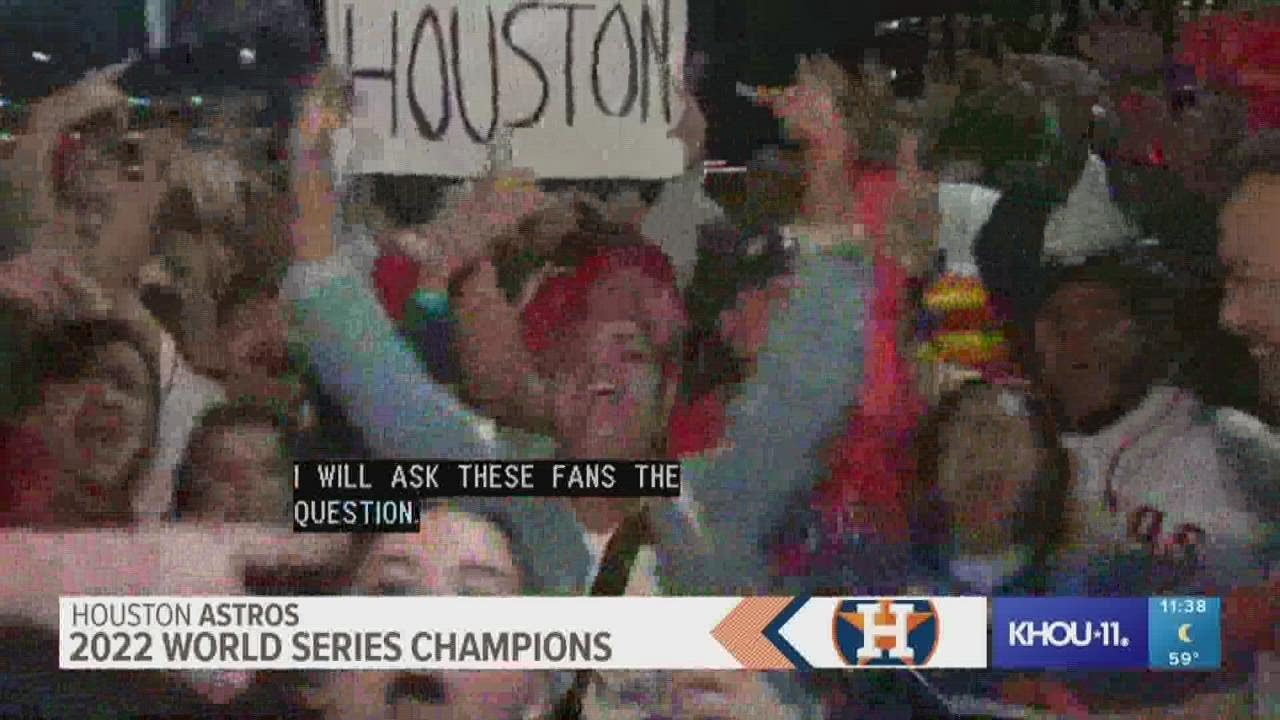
[[519, 244, 682, 356]]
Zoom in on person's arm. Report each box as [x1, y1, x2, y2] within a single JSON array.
[[284, 255, 501, 459], [11, 65, 131, 249], [286, 160, 506, 459], [0, 526, 347, 629], [451, 261, 555, 433], [659, 249, 872, 594], [427, 194, 578, 433], [0, 250, 164, 420], [284, 74, 514, 459]]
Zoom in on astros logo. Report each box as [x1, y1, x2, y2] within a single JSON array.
[[833, 599, 940, 667]]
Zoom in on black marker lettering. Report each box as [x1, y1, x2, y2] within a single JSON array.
[[345, 5, 354, 68], [451, 7, 500, 143], [408, 6, 451, 141], [547, 3, 595, 126], [591, 3, 638, 117], [503, 3, 550, 128], [347, 5, 400, 136], [639, 0, 671, 123]]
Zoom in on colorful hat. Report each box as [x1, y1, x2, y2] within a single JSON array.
[[919, 273, 1009, 370]]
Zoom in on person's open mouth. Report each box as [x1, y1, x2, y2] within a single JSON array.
[[76, 210, 107, 244], [76, 412, 126, 443], [589, 382, 619, 397], [387, 672, 447, 718]]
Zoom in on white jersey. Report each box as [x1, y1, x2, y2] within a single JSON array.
[[1059, 387, 1269, 590]]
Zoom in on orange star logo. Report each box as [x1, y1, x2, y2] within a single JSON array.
[[839, 599, 934, 666]]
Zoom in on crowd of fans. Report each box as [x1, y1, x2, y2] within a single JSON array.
[[0, 6, 1276, 720]]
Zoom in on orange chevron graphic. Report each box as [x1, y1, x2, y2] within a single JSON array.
[[712, 598, 794, 669]]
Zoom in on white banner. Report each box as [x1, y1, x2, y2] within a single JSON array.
[[59, 596, 987, 670], [327, 0, 688, 179]]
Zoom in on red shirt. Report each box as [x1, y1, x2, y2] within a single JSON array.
[[667, 393, 727, 459], [0, 425, 59, 527]]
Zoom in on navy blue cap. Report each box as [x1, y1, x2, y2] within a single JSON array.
[[118, 27, 315, 100], [0, 32, 100, 102], [0, 0, 146, 101]]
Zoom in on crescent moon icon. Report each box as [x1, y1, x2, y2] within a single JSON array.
[[1177, 624, 1193, 643]]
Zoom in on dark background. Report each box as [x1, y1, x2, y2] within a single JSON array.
[[0, 0, 986, 161], [0, 0, 1149, 163]]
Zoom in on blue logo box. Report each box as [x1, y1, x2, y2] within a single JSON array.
[[993, 598, 1149, 670]]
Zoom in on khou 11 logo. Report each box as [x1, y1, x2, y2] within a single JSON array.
[[993, 598, 1149, 670]]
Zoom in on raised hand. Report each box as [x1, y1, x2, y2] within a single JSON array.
[[428, 169, 550, 272], [0, 246, 167, 366], [294, 66, 352, 154], [883, 132, 940, 277], [16, 65, 131, 248], [25, 63, 131, 138], [0, 249, 112, 325], [290, 67, 352, 262]]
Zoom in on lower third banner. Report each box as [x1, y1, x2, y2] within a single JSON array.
[[58, 597, 988, 670]]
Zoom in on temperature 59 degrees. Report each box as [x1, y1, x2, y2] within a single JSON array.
[[1167, 651, 1201, 667]]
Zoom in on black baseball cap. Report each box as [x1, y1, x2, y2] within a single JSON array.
[[118, 27, 316, 101], [0, 0, 146, 102]]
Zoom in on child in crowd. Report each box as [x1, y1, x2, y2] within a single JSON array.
[[910, 382, 1067, 595], [173, 401, 292, 525], [0, 252, 163, 528]]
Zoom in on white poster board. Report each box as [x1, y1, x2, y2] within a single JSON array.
[[327, 0, 688, 179]]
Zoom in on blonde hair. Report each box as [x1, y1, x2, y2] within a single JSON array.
[[167, 146, 253, 227]]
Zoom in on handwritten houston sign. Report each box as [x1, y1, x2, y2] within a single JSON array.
[[326, 0, 688, 178]]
